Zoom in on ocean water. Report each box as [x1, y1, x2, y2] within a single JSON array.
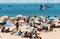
[[0, 3, 60, 17]]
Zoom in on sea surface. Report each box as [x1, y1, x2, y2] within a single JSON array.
[[0, 3, 60, 17]]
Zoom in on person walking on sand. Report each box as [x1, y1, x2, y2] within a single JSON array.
[[15, 19, 19, 31]]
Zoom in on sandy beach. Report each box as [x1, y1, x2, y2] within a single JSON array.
[[0, 28, 60, 39], [0, 15, 60, 39], [0, 0, 60, 39]]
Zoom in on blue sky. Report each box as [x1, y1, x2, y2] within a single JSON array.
[[0, 0, 60, 3]]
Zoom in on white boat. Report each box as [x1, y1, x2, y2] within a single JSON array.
[[40, 4, 46, 10], [40, 0, 54, 10]]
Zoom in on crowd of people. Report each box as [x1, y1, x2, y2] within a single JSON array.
[[0, 15, 60, 39]]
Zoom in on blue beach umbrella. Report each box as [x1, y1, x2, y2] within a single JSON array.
[[4, 23, 15, 27], [48, 17, 55, 21], [41, 23, 48, 27], [27, 26, 34, 30]]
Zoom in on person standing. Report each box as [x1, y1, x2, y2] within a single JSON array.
[[15, 19, 19, 31]]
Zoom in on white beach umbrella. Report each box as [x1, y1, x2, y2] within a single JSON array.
[[40, 16, 44, 18], [16, 15, 22, 17], [34, 20, 40, 23], [22, 16, 26, 19]]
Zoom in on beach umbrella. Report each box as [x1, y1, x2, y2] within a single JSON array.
[[40, 16, 44, 19], [26, 26, 34, 30], [41, 23, 49, 27], [16, 15, 22, 17], [22, 16, 26, 19], [4, 23, 15, 27], [48, 17, 55, 21], [34, 20, 40, 23]]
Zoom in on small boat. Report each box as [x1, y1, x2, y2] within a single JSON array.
[[8, 5, 12, 7], [8, 0, 12, 7], [40, 4, 54, 10], [40, 4, 46, 10], [24, 6, 27, 7], [40, 0, 54, 10]]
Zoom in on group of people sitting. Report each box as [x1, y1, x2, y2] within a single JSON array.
[[0, 15, 58, 39], [11, 29, 42, 39]]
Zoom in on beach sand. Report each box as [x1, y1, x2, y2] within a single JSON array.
[[41, 28, 60, 39], [0, 28, 60, 39]]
